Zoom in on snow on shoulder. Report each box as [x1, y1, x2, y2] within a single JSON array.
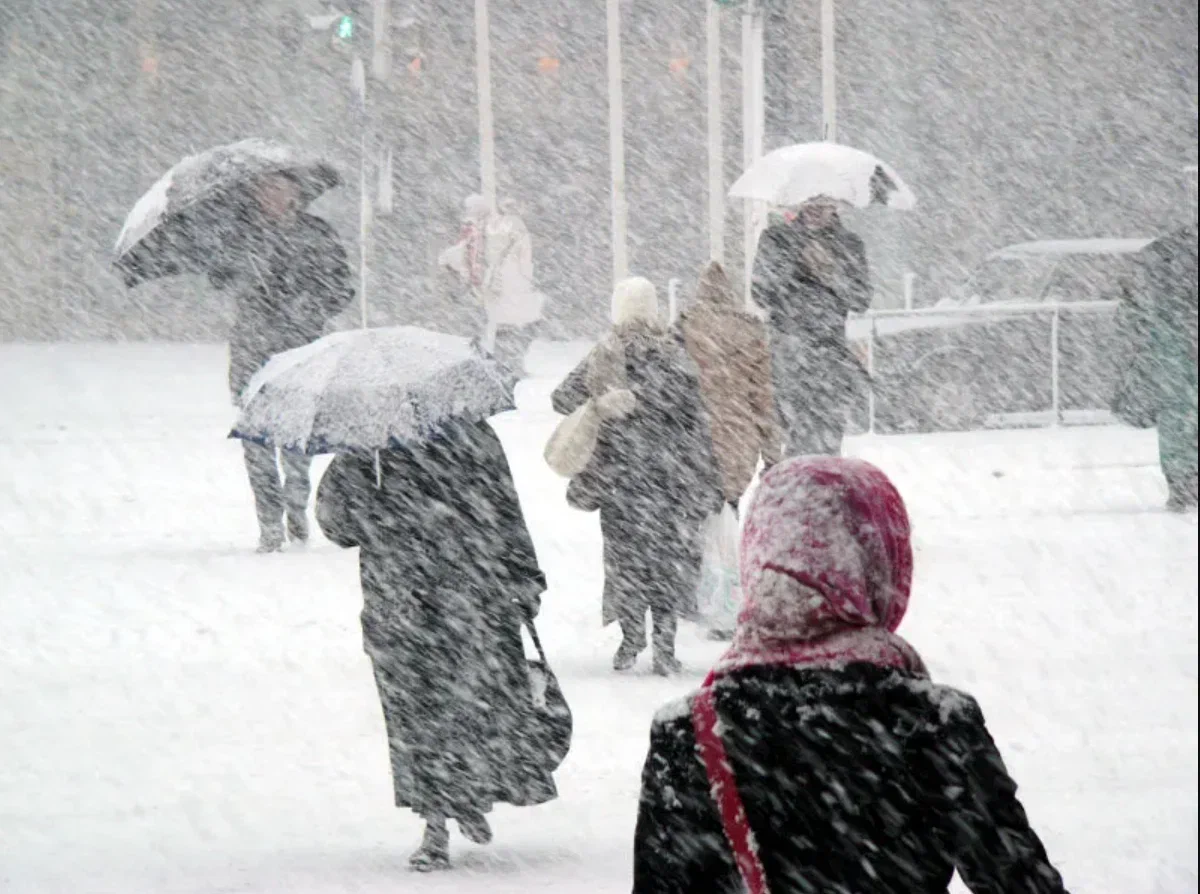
[[901, 678, 978, 724], [653, 693, 697, 727]]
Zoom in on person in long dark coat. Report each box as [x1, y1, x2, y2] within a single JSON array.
[[315, 419, 555, 871], [752, 197, 871, 457], [633, 457, 1069, 894], [213, 173, 354, 552], [1114, 225, 1198, 511], [553, 277, 723, 676]]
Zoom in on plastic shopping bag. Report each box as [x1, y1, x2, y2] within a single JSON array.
[[696, 503, 742, 632]]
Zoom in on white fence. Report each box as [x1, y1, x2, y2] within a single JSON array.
[[849, 299, 1121, 434]]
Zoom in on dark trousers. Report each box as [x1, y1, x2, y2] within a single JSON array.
[[619, 606, 679, 658], [242, 441, 311, 533]]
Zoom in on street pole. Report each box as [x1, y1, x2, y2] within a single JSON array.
[[351, 56, 370, 328], [706, 0, 725, 264], [821, 0, 837, 141], [475, 0, 496, 209], [607, 0, 629, 284], [741, 0, 764, 305]]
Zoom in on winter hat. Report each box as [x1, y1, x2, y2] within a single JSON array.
[[611, 276, 660, 327], [713, 456, 925, 676]]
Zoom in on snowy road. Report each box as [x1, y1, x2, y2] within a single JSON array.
[[1, 342, 1196, 893]]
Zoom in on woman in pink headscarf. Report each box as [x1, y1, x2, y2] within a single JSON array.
[[632, 457, 1069, 894]]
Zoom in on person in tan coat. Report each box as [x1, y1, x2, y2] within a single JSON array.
[[680, 262, 782, 508]]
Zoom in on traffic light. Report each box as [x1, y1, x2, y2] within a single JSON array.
[[336, 14, 354, 41]]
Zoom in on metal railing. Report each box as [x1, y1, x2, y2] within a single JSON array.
[[850, 299, 1120, 433]]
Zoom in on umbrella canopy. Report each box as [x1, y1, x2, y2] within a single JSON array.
[[231, 326, 516, 455], [113, 138, 340, 288], [729, 142, 916, 210]]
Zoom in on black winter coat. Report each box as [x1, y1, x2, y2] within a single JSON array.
[[552, 327, 723, 625], [634, 664, 1069, 894], [215, 211, 354, 399], [752, 219, 871, 450], [316, 421, 556, 816]]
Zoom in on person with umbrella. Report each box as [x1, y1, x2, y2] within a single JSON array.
[[214, 173, 353, 551], [114, 139, 354, 552], [731, 143, 915, 458], [235, 326, 566, 871], [752, 195, 871, 457]]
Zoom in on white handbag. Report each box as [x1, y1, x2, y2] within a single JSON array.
[[543, 389, 636, 478]]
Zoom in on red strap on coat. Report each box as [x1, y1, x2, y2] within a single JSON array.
[[691, 681, 772, 894]]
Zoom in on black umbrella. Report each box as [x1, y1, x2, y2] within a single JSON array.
[[113, 138, 340, 288]]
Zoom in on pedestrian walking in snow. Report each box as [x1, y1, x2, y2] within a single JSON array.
[[1113, 225, 1198, 512], [752, 197, 872, 457], [633, 456, 1070, 894], [212, 172, 354, 552], [553, 277, 723, 675], [439, 195, 547, 373], [680, 261, 781, 641], [315, 419, 557, 871], [680, 261, 782, 505]]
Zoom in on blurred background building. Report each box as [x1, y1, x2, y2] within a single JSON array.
[[1, 0, 1196, 339]]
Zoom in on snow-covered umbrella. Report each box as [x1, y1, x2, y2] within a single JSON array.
[[729, 141, 916, 210], [113, 138, 340, 288], [230, 326, 516, 456]]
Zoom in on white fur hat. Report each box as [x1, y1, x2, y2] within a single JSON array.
[[611, 276, 659, 327]]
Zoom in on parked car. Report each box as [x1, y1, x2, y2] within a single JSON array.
[[847, 238, 1155, 433]]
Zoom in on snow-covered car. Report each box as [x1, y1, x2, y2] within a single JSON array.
[[847, 238, 1155, 433]]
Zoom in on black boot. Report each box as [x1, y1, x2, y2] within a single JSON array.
[[256, 522, 285, 554], [613, 640, 641, 672], [287, 511, 309, 543], [457, 811, 493, 845], [410, 817, 450, 871]]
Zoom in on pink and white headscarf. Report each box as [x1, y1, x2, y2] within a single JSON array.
[[693, 458, 926, 894], [713, 456, 926, 678]]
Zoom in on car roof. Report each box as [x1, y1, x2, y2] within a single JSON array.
[[989, 238, 1156, 260]]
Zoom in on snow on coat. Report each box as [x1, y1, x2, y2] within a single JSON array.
[[315, 420, 557, 818], [632, 664, 1069, 894], [552, 318, 724, 626], [680, 262, 782, 503], [213, 211, 354, 400], [752, 217, 871, 454], [633, 457, 1068, 893]]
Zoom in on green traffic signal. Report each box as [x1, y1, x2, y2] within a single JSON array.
[[336, 14, 354, 40]]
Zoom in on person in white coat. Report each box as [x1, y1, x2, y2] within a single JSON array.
[[440, 195, 546, 372]]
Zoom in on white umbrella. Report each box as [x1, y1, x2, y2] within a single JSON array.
[[729, 141, 916, 210], [231, 326, 515, 455]]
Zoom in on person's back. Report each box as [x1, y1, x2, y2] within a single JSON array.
[[633, 457, 1068, 894], [681, 261, 781, 503], [638, 664, 1064, 893], [224, 210, 353, 397], [590, 323, 719, 518]]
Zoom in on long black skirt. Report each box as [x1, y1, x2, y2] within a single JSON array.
[[367, 586, 557, 819]]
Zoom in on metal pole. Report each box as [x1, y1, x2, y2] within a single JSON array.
[[351, 56, 370, 328], [706, 0, 725, 264], [360, 129, 370, 329], [734, 3, 753, 304], [1050, 306, 1061, 424], [607, 0, 629, 283], [475, 0, 496, 208], [821, 0, 836, 141]]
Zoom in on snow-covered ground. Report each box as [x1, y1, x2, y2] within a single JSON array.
[[0, 341, 1196, 894]]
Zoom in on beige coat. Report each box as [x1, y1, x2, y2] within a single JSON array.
[[680, 262, 781, 502]]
